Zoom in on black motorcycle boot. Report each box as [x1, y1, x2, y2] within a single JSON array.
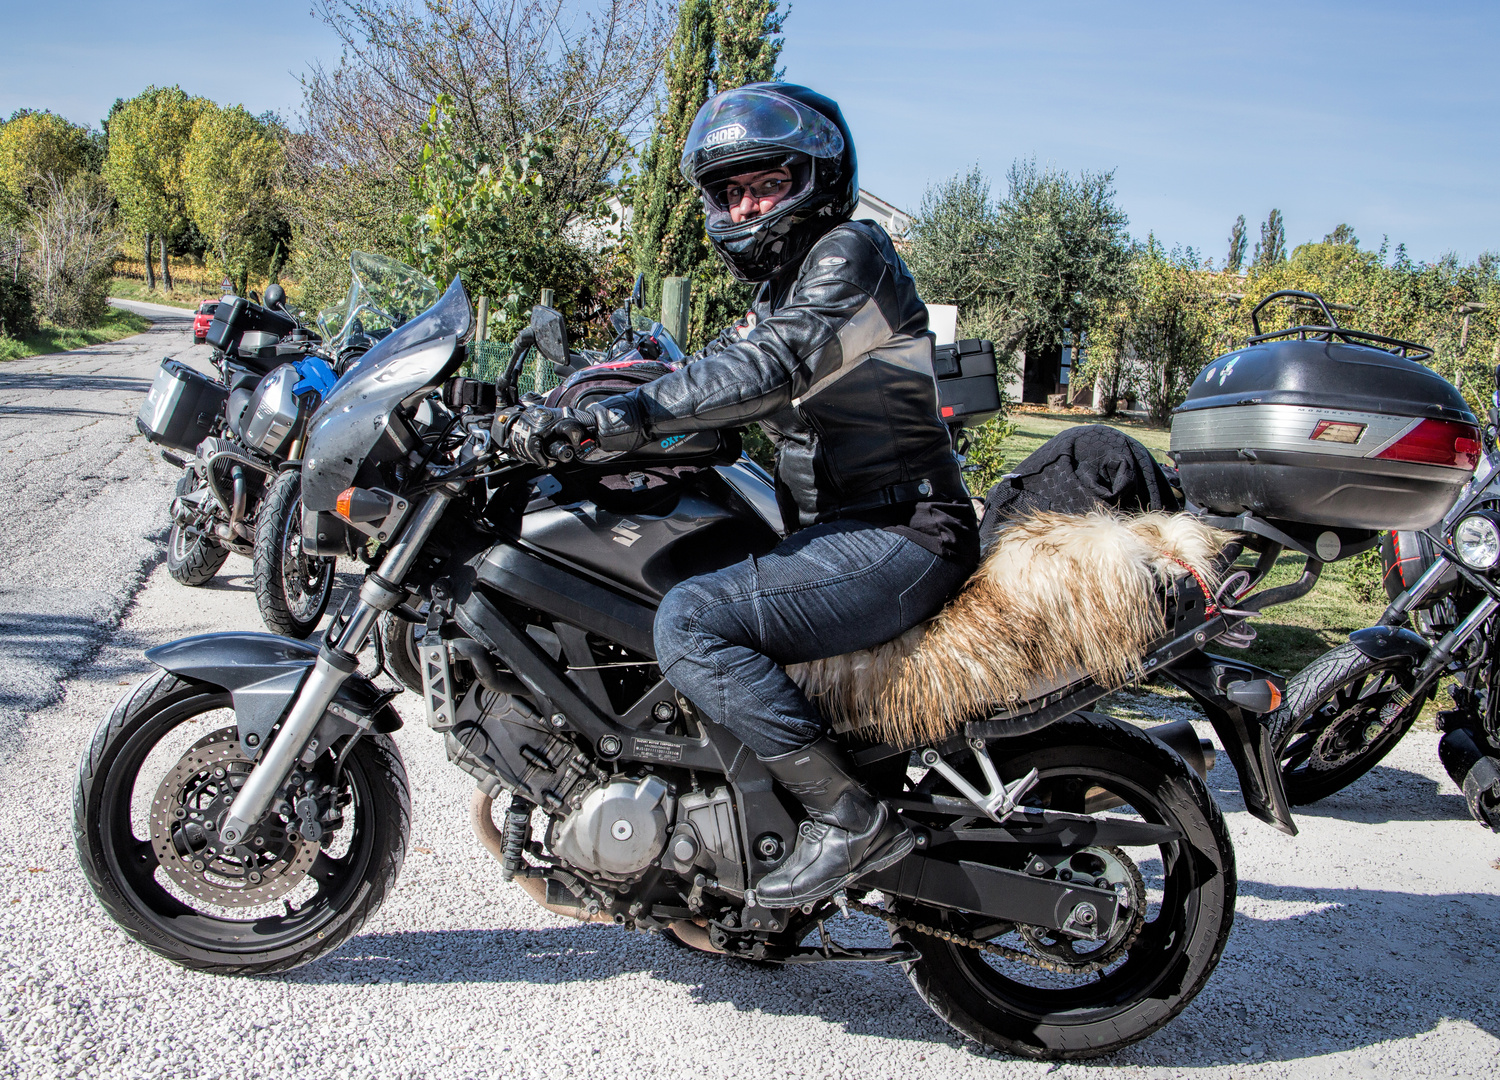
[[748, 738, 914, 909]]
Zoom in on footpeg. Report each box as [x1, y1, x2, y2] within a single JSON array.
[[919, 742, 1038, 822]]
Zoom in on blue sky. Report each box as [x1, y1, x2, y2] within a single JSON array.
[[4, 0, 1497, 265]]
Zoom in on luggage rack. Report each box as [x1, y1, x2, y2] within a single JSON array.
[[1247, 289, 1433, 362]]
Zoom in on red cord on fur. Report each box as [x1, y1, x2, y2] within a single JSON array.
[[1171, 556, 1219, 617]]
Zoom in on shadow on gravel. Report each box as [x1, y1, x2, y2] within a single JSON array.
[[289, 922, 956, 1047], [282, 872, 1500, 1067], [1208, 761, 1473, 826]]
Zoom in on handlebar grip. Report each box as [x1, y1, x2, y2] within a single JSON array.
[[548, 439, 576, 463]]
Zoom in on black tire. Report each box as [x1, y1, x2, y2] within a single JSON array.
[[165, 472, 230, 586], [380, 611, 425, 694], [73, 670, 409, 974], [253, 469, 335, 638], [1269, 641, 1423, 805], [893, 714, 1236, 1060]]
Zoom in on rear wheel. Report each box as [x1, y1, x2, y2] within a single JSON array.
[[253, 469, 335, 639], [165, 472, 229, 586], [73, 670, 409, 974], [1270, 642, 1422, 805], [891, 714, 1235, 1059]]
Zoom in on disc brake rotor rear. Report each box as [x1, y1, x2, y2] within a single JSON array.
[[149, 728, 315, 909]]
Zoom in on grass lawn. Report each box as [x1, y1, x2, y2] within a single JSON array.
[[0, 307, 152, 361], [108, 276, 213, 310], [992, 406, 1386, 680]]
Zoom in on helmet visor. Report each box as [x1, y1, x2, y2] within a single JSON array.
[[697, 155, 816, 231], [680, 88, 845, 182]]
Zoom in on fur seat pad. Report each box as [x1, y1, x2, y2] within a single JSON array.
[[785, 511, 1229, 747]]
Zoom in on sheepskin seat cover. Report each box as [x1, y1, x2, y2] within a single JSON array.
[[786, 510, 1228, 747]]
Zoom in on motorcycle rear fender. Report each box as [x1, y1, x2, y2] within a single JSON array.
[[1348, 625, 1430, 664], [145, 632, 400, 760]]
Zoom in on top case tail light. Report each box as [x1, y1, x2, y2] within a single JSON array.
[[1376, 418, 1481, 471]]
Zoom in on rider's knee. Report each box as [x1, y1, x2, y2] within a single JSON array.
[[654, 581, 709, 667]]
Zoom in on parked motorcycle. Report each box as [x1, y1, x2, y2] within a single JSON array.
[[86, 281, 1392, 1058], [137, 255, 439, 639], [1269, 361, 1500, 828]]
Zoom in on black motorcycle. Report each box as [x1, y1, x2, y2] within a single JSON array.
[[1270, 363, 1500, 827], [84, 278, 1320, 1060]]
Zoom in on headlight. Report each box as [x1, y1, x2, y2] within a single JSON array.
[[1454, 513, 1500, 570]]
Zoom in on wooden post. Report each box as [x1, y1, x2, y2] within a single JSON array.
[[476, 296, 490, 342], [661, 275, 691, 347], [539, 287, 555, 308]]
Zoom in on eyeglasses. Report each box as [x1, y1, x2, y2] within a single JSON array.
[[720, 175, 791, 205]]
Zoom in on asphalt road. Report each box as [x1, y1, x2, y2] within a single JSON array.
[[0, 313, 1498, 1078], [0, 300, 205, 745]]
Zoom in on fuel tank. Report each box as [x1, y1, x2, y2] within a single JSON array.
[[516, 461, 782, 601]]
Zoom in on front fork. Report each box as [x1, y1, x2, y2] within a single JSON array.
[[218, 489, 454, 844]]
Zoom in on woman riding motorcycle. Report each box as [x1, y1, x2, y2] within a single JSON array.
[[501, 83, 979, 907]]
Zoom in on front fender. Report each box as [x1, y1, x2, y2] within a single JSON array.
[[145, 632, 400, 758], [1348, 625, 1430, 663]]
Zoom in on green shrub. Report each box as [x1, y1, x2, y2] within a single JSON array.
[[0, 270, 38, 337]]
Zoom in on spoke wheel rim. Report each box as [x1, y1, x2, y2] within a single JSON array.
[[280, 490, 333, 623]]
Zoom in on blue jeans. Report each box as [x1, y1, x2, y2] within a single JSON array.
[[653, 520, 975, 756]]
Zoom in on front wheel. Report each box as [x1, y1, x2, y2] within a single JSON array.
[[892, 714, 1236, 1059], [1269, 642, 1422, 805], [73, 670, 409, 974], [253, 469, 336, 639], [166, 472, 230, 586]]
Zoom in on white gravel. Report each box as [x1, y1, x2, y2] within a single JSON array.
[[2, 322, 1499, 1078]]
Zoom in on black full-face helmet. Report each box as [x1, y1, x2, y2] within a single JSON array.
[[680, 82, 858, 283]]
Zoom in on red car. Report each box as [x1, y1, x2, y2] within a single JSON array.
[[192, 301, 218, 344]]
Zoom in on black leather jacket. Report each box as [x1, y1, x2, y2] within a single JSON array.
[[590, 221, 966, 531]]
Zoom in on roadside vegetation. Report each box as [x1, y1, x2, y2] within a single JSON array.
[[0, 305, 148, 361]]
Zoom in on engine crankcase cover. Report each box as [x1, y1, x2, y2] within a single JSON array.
[[551, 775, 673, 880]]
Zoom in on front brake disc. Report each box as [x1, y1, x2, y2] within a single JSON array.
[[149, 728, 316, 909]]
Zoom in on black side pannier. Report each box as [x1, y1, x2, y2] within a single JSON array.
[[935, 338, 1001, 428], [136, 358, 228, 452], [1170, 292, 1477, 539]]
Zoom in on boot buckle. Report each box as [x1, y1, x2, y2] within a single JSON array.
[[919, 741, 1039, 822]]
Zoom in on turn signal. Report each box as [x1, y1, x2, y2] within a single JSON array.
[[334, 486, 393, 524], [1225, 679, 1282, 714]]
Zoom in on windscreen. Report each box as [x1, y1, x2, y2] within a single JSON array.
[[316, 251, 440, 353], [302, 275, 472, 513]]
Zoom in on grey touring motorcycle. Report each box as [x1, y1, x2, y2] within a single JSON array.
[[80, 278, 1412, 1059]]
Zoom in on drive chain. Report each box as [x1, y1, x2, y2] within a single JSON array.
[[848, 856, 1145, 977]]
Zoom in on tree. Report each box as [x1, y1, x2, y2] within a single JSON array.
[[631, 0, 715, 335], [288, 0, 668, 309], [102, 86, 207, 291], [1226, 214, 1247, 273], [1252, 208, 1285, 269], [24, 174, 120, 327], [0, 111, 93, 206], [184, 104, 286, 296], [630, 0, 785, 345], [1324, 223, 1357, 246], [403, 95, 593, 334]]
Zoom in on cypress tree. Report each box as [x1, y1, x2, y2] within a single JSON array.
[[631, 0, 785, 347], [630, 0, 715, 338]]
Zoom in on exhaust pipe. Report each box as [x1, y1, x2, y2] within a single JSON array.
[[1149, 719, 1217, 780], [469, 790, 612, 923], [1438, 727, 1500, 831]]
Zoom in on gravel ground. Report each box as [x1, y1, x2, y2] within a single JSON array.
[[2, 320, 1499, 1078]]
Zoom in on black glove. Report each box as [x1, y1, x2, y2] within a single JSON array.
[[499, 404, 599, 466]]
